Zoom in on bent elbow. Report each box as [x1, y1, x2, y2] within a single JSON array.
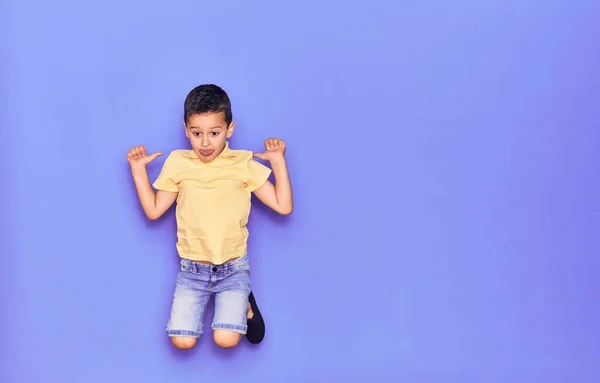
[[146, 211, 161, 220], [279, 206, 293, 216]]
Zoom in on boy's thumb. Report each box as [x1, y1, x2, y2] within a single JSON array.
[[149, 152, 163, 161], [252, 152, 265, 160]]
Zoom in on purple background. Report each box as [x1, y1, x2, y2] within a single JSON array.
[[1, 1, 599, 382]]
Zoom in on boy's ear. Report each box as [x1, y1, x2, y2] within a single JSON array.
[[226, 121, 236, 138], [183, 121, 189, 138]]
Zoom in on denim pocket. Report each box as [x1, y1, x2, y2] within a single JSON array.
[[232, 257, 251, 276], [180, 259, 196, 273]]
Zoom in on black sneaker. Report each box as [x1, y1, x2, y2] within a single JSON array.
[[246, 291, 265, 344]]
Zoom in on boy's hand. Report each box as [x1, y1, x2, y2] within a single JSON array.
[[127, 145, 163, 168], [253, 138, 286, 162]]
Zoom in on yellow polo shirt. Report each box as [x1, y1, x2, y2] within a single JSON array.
[[152, 142, 272, 264]]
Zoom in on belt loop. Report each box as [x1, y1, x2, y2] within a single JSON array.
[[186, 260, 197, 273]]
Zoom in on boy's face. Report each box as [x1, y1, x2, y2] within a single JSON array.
[[184, 112, 234, 163]]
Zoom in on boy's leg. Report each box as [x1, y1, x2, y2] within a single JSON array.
[[166, 260, 211, 350], [212, 289, 249, 348], [246, 291, 265, 344], [211, 255, 252, 349]]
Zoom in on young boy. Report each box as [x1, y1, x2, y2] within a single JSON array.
[[126, 84, 293, 350]]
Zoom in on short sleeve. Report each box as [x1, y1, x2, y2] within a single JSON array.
[[245, 157, 272, 192], [152, 152, 180, 192]]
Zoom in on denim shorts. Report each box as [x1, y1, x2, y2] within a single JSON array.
[[166, 255, 251, 338]]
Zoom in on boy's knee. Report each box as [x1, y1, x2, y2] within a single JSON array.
[[213, 330, 242, 349], [171, 336, 197, 350]]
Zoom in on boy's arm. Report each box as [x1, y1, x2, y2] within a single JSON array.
[[127, 145, 178, 220], [131, 166, 178, 220], [251, 138, 293, 215], [253, 158, 293, 215]]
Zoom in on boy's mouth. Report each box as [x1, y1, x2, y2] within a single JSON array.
[[198, 149, 214, 157]]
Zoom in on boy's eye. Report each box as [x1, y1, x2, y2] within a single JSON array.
[[192, 132, 200, 137], [211, 132, 219, 136]]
